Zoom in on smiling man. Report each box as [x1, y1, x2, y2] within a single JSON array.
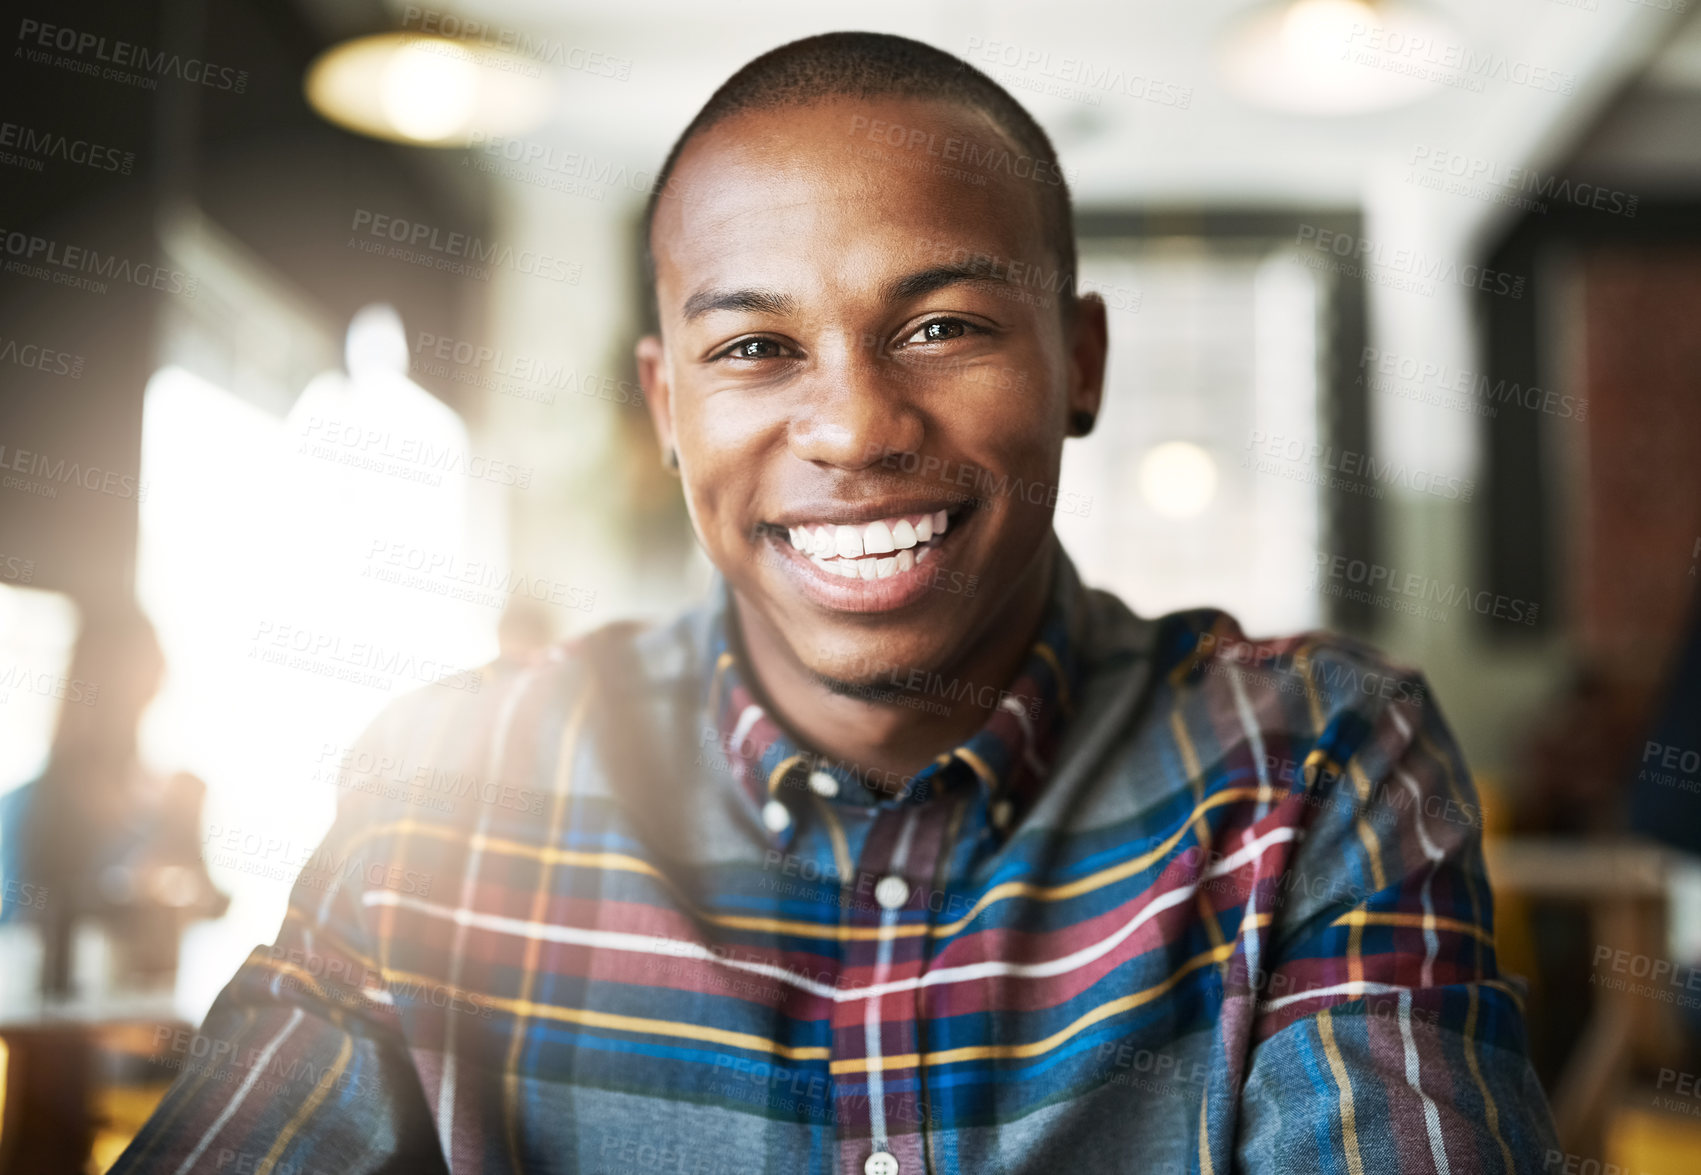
[[115, 31, 1557, 1175]]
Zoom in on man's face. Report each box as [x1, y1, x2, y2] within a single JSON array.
[[639, 97, 1104, 688]]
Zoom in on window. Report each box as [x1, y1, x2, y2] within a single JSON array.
[[1056, 221, 1358, 637]]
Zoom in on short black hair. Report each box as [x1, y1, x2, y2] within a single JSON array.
[[642, 31, 1076, 323]]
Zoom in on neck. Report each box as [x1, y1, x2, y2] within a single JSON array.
[[732, 538, 1056, 782]]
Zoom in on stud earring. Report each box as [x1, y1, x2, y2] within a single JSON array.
[[1069, 410, 1096, 436]]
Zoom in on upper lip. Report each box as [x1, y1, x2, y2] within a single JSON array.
[[763, 497, 971, 528]]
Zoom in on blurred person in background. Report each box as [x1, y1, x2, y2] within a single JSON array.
[[112, 32, 1558, 1173], [1, 607, 226, 995]]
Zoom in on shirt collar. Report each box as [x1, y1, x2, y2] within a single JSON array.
[[703, 546, 1084, 845]]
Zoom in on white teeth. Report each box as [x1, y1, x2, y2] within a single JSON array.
[[797, 512, 948, 580], [862, 519, 895, 555]]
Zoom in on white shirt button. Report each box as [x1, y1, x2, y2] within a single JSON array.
[[992, 799, 1013, 830], [761, 799, 791, 834], [864, 1152, 900, 1175], [874, 875, 910, 911], [807, 769, 839, 798]]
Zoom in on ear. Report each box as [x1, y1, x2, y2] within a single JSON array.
[[1066, 292, 1108, 436], [635, 334, 674, 467]]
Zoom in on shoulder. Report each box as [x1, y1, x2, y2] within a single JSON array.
[[1135, 606, 1443, 796], [1161, 608, 1429, 711], [330, 605, 714, 832]]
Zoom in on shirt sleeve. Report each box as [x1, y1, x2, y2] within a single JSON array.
[[1235, 678, 1561, 1173], [109, 742, 450, 1174]]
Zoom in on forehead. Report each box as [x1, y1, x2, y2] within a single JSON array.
[[650, 97, 1054, 313]]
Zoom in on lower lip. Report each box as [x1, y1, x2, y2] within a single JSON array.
[[764, 519, 968, 614]]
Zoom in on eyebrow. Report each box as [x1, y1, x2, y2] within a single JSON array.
[[679, 258, 1014, 324], [883, 260, 1010, 302], [681, 287, 797, 322]]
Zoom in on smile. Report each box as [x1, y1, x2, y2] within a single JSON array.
[[786, 509, 948, 580], [755, 502, 974, 613]]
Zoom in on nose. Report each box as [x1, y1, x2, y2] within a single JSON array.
[[785, 335, 925, 470]]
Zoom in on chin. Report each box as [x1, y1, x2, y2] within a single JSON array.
[[791, 623, 953, 695]]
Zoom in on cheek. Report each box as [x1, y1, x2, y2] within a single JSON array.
[[966, 392, 1065, 484], [679, 448, 773, 559], [674, 397, 762, 541], [957, 411, 1066, 539], [680, 465, 740, 552], [674, 477, 710, 549], [955, 343, 1066, 456]]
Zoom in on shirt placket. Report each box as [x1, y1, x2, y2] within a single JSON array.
[[831, 778, 964, 1175]]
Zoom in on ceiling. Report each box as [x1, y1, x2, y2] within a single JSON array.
[[352, 0, 1696, 235]]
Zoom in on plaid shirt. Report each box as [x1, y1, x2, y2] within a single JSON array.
[[113, 550, 1557, 1174]]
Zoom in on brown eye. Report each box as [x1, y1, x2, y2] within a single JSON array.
[[904, 319, 973, 346], [733, 338, 784, 359]]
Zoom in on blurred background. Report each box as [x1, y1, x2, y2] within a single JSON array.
[[1, 0, 1699, 1169]]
